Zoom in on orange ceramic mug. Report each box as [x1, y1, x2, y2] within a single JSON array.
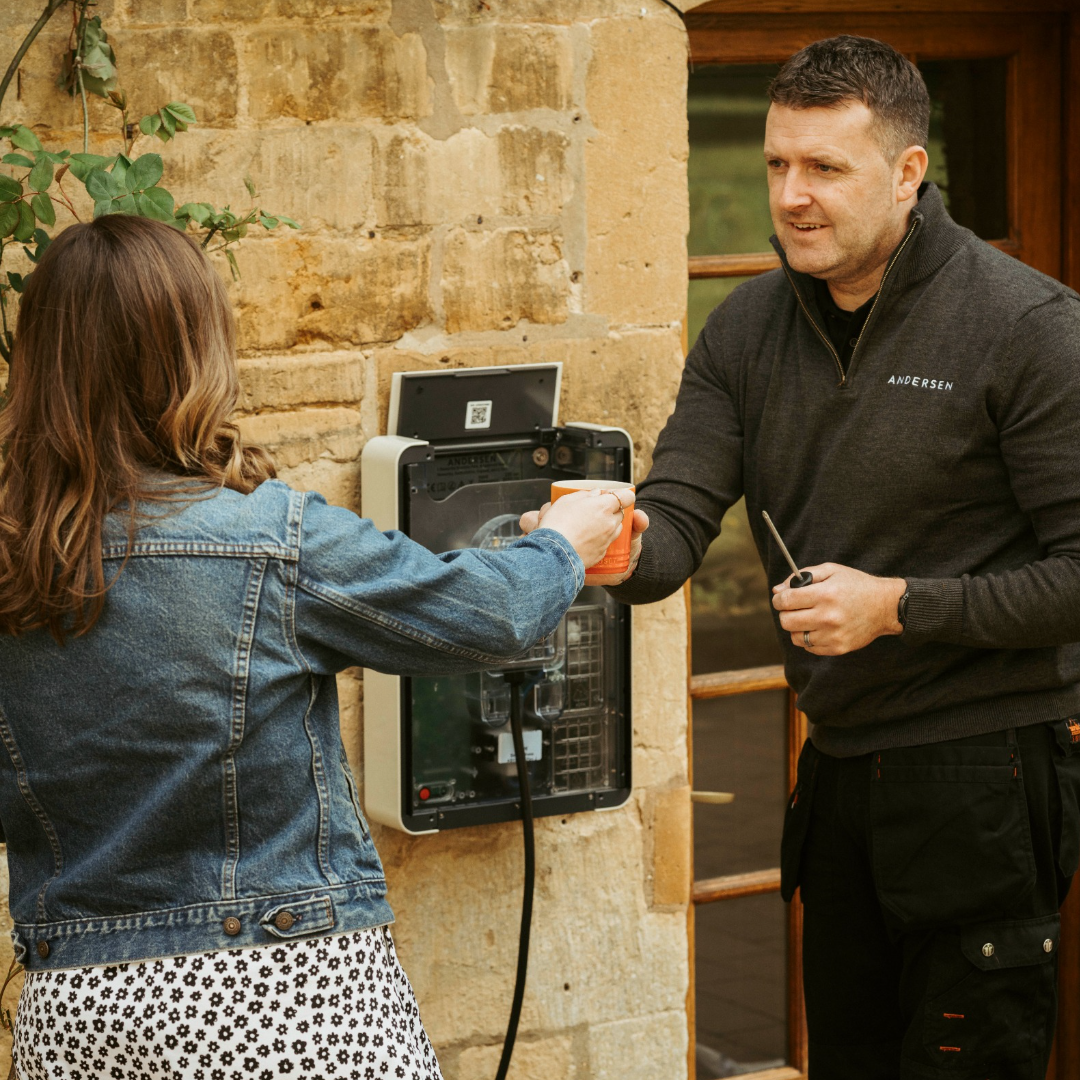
[[550, 479, 636, 577]]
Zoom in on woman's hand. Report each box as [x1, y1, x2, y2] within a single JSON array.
[[519, 490, 648, 581]]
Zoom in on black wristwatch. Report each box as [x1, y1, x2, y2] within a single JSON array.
[[897, 584, 910, 628]]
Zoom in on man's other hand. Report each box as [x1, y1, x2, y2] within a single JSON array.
[[772, 564, 907, 655]]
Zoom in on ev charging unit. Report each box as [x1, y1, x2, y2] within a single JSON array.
[[361, 363, 633, 834]]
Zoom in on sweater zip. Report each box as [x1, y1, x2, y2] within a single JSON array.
[[781, 214, 922, 388]]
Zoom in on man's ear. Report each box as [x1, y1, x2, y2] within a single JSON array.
[[896, 145, 929, 202]]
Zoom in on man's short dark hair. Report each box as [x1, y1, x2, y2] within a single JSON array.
[[769, 36, 930, 162]]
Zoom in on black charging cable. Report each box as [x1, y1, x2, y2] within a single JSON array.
[[495, 668, 535, 1080]]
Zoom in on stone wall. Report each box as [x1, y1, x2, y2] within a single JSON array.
[[0, 1, 691, 1075]]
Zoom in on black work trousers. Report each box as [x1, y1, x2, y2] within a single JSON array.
[[781, 720, 1080, 1080]]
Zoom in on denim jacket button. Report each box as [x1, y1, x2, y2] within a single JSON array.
[[222, 917, 241, 936], [274, 911, 295, 932], [35, 941, 49, 959]]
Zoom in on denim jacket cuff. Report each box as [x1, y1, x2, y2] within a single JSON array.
[[526, 528, 585, 593]]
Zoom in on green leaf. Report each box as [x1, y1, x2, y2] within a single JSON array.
[[0, 174, 22, 202], [9, 126, 42, 152], [244, 175, 257, 198], [175, 201, 212, 225], [139, 114, 161, 138], [160, 109, 176, 139], [224, 248, 240, 281], [0, 202, 17, 238], [13, 200, 34, 242], [84, 168, 113, 202], [6, 272, 23, 292], [111, 153, 132, 189], [68, 153, 115, 181], [43, 150, 68, 163], [30, 191, 55, 226], [2, 153, 33, 168], [22, 230, 50, 262], [93, 199, 112, 220], [28, 157, 53, 192], [164, 102, 196, 125], [258, 214, 278, 229], [77, 17, 119, 98], [114, 193, 137, 214], [130, 154, 163, 192], [276, 215, 299, 229], [137, 186, 175, 222]]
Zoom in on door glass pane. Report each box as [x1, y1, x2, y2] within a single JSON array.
[[693, 688, 788, 880], [696, 893, 789, 1077], [688, 63, 779, 258], [687, 276, 750, 358], [921, 59, 1008, 239], [691, 498, 782, 675]]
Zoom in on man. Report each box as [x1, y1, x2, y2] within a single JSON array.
[[530, 34, 1080, 1080]]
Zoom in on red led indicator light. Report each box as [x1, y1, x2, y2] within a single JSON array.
[[419, 787, 431, 801]]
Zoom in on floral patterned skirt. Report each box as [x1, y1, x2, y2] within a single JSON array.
[[12, 925, 443, 1080]]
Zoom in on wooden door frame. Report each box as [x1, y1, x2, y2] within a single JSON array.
[[682, 4, 1080, 1078]]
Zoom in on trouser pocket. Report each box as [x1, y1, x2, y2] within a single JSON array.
[[780, 738, 820, 901], [870, 737, 1035, 928], [1049, 718, 1080, 878], [908, 913, 1060, 1078]]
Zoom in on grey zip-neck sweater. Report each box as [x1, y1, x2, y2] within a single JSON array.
[[613, 184, 1080, 755]]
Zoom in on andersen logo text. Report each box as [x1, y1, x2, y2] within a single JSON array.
[[888, 375, 954, 391]]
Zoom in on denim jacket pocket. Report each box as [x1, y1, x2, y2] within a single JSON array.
[[780, 739, 820, 902], [1049, 717, 1080, 878], [870, 740, 1035, 928]]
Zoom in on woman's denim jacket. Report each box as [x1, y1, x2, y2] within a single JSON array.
[[0, 480, 584, 971]]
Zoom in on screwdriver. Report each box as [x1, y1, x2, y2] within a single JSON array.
[[761, 511, 813, 589]]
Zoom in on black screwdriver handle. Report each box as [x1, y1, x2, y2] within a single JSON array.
[[789, 570, 814, 589]]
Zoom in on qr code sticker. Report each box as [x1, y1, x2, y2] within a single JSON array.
[[465, 400, 493, 430]]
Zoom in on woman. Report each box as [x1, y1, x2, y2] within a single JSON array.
[[0, 215, 632, 1079]]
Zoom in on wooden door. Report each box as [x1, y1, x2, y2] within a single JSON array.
[[682, 5, 1080, 1078]]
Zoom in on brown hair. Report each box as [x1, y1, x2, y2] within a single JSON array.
[[769, 35, 930, 162], [0, 215, 275, 641]]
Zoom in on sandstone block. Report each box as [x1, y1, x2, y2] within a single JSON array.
[[192, 0, 389, 15], [235, 405, 363, 469], [382, 807, 686, 1042], [496, 127, 571, 218], [121, 29, 239, 125], [159, 125, 375, 233], [584, 17, 689, 325], [221, 234, 432, 352], [587, 1010, 689, 1080], [433, 0, 653, 24], [277, 457, 363, 512], [121, 0, 190, 24], [373, 125, 569, 229], [190, 0, 272, 17], [274, 0, 391, 17], [452, 1033, 577, 1080], [238, 352, 365, 412], [243, 28, 429, 122], [444, 26, 572, 115], [650, 784, 691, 907], [557, 328, 685, 480], [441, 228, 568, 333]]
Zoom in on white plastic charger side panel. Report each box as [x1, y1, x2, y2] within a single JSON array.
[[564, 421, 634, 813], [360, 435, 437, 834]]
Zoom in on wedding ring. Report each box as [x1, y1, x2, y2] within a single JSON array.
[[803, 630, 812, 648]]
